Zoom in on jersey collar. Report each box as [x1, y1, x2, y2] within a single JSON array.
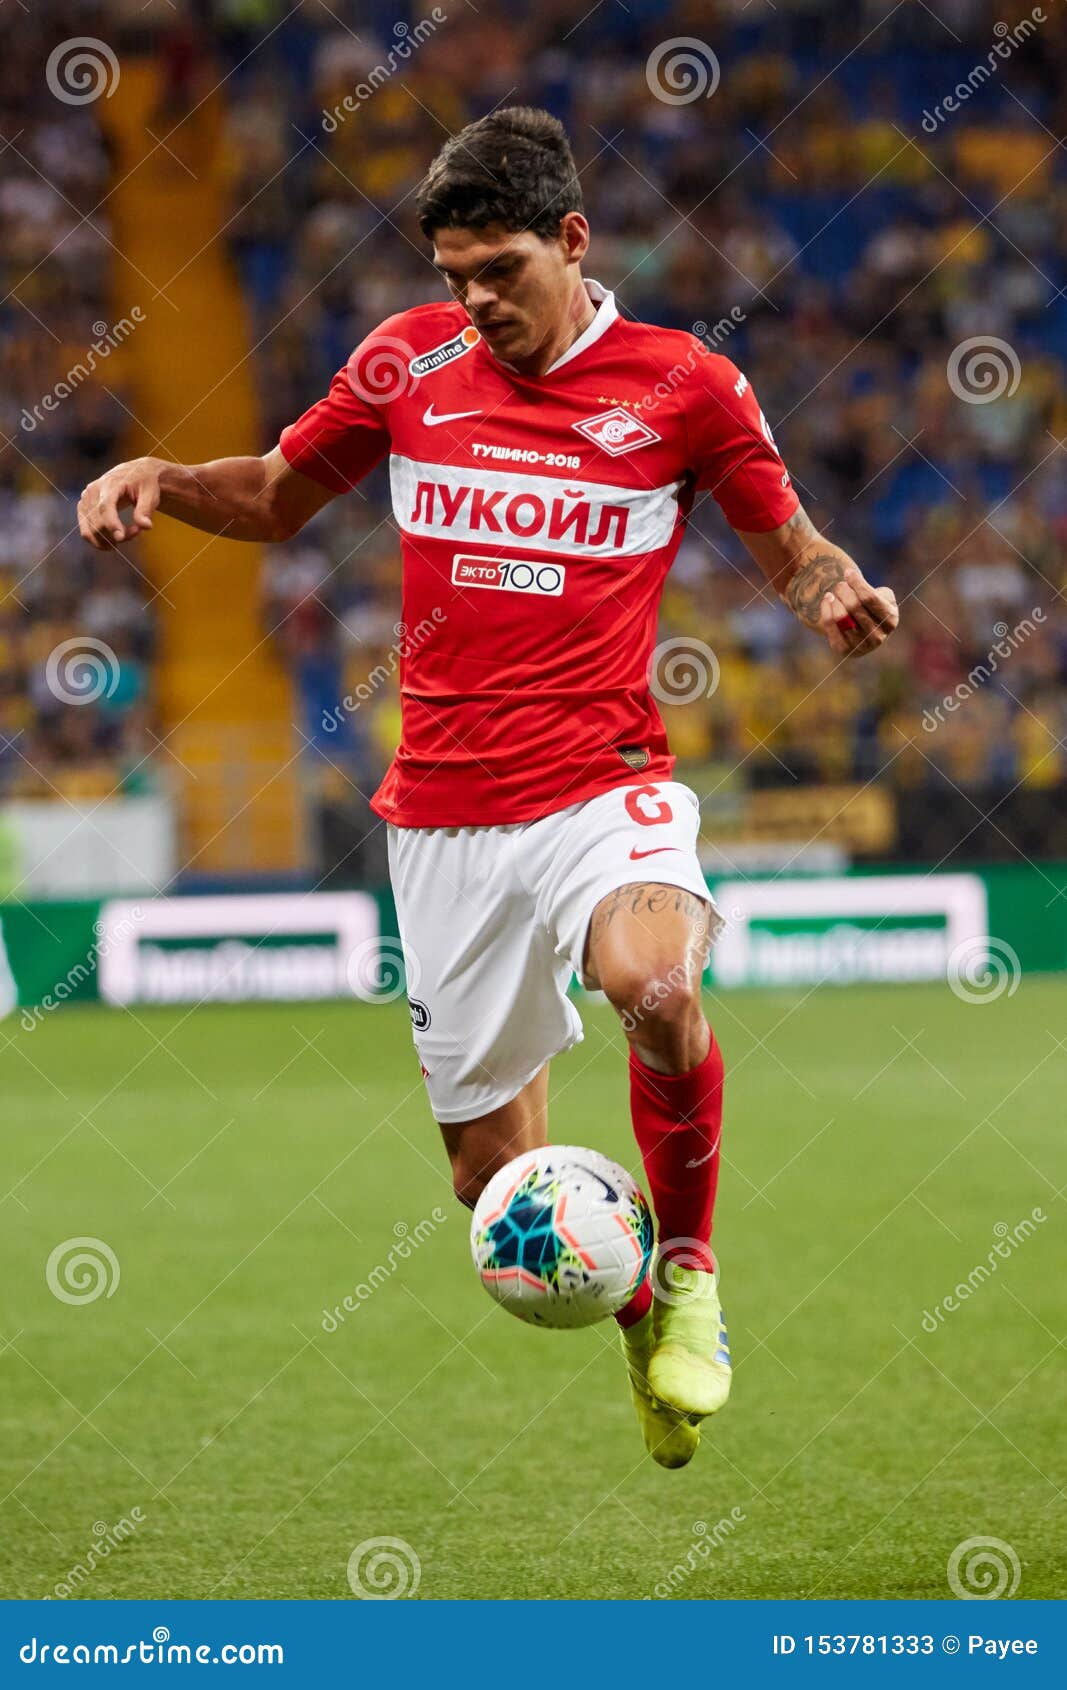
[[488, 278, 619, 377]]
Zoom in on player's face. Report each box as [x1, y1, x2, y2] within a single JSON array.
[[432, 220, 587, 364]]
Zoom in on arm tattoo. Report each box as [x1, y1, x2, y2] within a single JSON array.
[[778, 503, 820, 562], [783, 547, 850, 628]]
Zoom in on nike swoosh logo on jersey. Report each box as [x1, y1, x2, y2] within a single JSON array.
[[422, 405, 481, 426], [628, 846, 681, 860]]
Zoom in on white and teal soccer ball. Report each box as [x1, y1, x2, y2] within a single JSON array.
[[470, 1145, 654, 1329]]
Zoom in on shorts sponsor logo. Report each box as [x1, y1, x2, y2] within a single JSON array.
[[572, 406, 661, 456], [409, 998, 431, 1031], [408, 326, 479, 378], [451, 554, 566, 597]]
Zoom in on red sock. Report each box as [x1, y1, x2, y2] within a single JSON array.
[[628, 1027, 724, 1275], [614, 1273, 652, 1329]]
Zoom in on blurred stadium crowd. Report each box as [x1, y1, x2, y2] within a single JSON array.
[[3, 0, 1067, 854]]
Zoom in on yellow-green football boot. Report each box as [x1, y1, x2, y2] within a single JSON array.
[[647, 1261, 731, 1420], [619, 1308, 700, 1469]]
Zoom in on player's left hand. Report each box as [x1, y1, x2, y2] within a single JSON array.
[[819, 567, 899, 658]]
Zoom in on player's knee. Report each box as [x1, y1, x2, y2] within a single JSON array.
[[603, 958, 702, 1037], [451, 1158, 488, 1210]]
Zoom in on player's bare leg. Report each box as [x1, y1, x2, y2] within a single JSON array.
[[440, 1066, 550, 1209], [586, 883, 731, 1444]]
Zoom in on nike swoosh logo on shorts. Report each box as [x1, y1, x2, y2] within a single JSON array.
[[422, 405, 481, 426], [628, 846, 681, 860], [686, 1147, 716, 1168]]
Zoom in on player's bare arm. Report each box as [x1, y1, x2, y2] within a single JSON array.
[[76, 446, 335, 550], [740, 502, 899, 659]]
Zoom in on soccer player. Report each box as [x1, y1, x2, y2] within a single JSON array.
[[77, 107, 898, 1469]]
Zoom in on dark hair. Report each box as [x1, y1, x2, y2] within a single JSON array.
[[415, 106, 583, 240]]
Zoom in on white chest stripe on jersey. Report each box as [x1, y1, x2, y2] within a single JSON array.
[[390, 454, 683, 558]]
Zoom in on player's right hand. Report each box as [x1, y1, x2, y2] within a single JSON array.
[[77, 458, 161, 550]]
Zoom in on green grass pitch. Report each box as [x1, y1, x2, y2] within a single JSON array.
[[1, 982, 1063, 1600]]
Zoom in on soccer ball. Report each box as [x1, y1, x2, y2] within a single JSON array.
[[470, 1145, 654, 1329]]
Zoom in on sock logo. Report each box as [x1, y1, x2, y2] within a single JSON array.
[[686, 1147, 716, 1168]]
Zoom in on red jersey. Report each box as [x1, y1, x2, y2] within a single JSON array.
[[278, 282, 798, 827]]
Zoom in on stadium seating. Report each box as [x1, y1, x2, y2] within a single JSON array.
[[5, 1, 1065, 868]]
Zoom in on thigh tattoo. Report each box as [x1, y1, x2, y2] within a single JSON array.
[[589, 881, 710, 943]]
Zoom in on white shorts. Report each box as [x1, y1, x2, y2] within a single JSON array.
[[387, 781, 718, 1124]]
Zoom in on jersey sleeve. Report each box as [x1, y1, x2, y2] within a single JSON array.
[[686, 350, 799, 533], [277, 321, 403, 493]]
